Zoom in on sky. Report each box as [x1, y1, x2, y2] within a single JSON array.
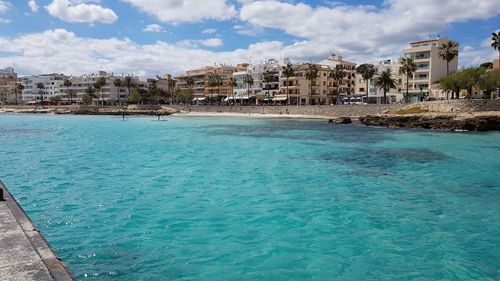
[[0, 0, 499, 77]]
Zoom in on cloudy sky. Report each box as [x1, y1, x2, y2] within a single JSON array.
[[0, 0, 499, 77]]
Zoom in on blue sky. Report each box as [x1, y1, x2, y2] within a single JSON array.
[[0, 0, 499, 76]]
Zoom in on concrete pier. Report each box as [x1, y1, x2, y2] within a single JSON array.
[[0, 181, 73, 281]]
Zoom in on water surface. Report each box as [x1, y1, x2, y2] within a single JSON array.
[[0, 114, 499, 280]]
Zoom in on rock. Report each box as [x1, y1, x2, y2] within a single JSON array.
[[328, 117, 352, 124], [359, 114, 500, 131]]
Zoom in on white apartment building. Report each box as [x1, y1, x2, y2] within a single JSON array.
[[20, 73, 65, 103], [403, 37, 458, 100], [355, 59, 404, 103], [232, 59, 280, 103]]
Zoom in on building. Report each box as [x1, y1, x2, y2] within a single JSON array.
[[0, 67, 18, 104], [279, 55, 356, 105], [20, 73, 65, 104], [176, 64, 246, 103], [355, 59, 404, 103], [317, 54, 357, 104], [403, 37, 458, 100], [64, 71, 145, 105], [147, 74, 175, 104], [493, 59, 500, 70], [232, 59, 280, 104]]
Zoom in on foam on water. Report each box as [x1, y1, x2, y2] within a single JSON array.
[[1, 114, 499, 280]]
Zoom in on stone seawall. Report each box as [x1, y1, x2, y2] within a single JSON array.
[[172, 104, 405, 117], [403, 100, 500, 113]]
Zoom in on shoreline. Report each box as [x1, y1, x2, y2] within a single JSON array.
[[174, 111, 336, 120]]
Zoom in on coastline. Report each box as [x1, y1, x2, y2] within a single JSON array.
[[174, 111, 335, 120]]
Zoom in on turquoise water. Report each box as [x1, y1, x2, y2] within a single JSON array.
[[1, 114, 500, 280]]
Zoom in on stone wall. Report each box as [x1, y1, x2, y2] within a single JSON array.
[[172, 104, 405, 117], [403, 100, 500, 113]]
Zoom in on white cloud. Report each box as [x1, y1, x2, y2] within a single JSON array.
[[200, 38, 223, 47], [123, 0, 236, 23], [28, 0, 39, 12], [234, 24, 263, 36], [202, 28, 217, 34], [143, 24, 165, 33], [0, 17, 10, 24], [45, 0, 118, 24], [0, 0, 9, 13], [239, 0, 500, 65], [0, 29, 282, 77]]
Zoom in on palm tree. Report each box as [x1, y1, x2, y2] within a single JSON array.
[[400, 58, 418, 102], [114, 78, 123, 106], [263, 70, 277, 103], [305, 64, 319, 105], [244, 74, 254, 105], [84, 86, 96, 105], [228, 77, 237, 105], [373, 69, 397, 104], [93, 77, 106, 106], [491, 31, 500, 97], [282, 63, 295, 105], [124, 75, 134, 100], [15, 83, 24, 105], [438, 40, 459, 77], [36, 82, 45, 108], [356, 64, 376, 103], [63, 78, 72, 104], [186, 77, 194, 104], [333, 64, 346, 104], [492, 31, 500, 66], [168, 78, 176, 104], [66, 89, 77, 104]]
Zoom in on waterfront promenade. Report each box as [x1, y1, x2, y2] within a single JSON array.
[[0, 182, 73, 281]]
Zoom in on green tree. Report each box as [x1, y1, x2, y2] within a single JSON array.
[[127, 89, 142, 104], [263, 70, 277, 103], [63, 78, 73, 104], [458, 67, 485, 99], [176, 89, 192, 103], [373, 69, 397, 104], [356, 63, 376, 103], [400, 58, 418, 102], [36, 82, 45, 108], [333, 64, 346, 104], [124, 76, 134, 99], [84, 86, 96, 105], [94, 77, 107, 106], [186, 77, 195, 103], [114, 78, 123, 106], [50, 95, 62, 105], [438, 40, 459, 76], [491, 31, 500, 64], [440, 73, 461, 100], [282, 63, 295, 105], [168, 78, 176, 104], [15, 83, 24, 105], [66, 89, 77, 104], [305, 64, 319, 105], [244, 74, 254, 103], [479, 69, 500, 99], [228, 77, 237, 104]]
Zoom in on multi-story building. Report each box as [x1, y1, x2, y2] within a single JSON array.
[[403, 37, 458, 100], [0, 67, 18, 104], [176, 64, 246, 103], [280, 55, 356, 105], [355, 59, 404, 103], [20, 73, 66, 104], [232, 59, 280, 104], [63, 71, 145, 104]]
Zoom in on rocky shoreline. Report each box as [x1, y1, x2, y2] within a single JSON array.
[[0, 106, 180, 116], [359, 112, 500, 131]]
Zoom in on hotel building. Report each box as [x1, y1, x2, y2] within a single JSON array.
[[20, 73, 65, 104], [232, 59, 280, 103], [403, 37, 458, 100]]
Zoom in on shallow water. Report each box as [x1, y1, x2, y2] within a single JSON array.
[[1, 114, 499, 280]]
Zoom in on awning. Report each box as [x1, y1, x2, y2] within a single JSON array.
[[192, 97, 207, 101], [272, 95, 288, 101]]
